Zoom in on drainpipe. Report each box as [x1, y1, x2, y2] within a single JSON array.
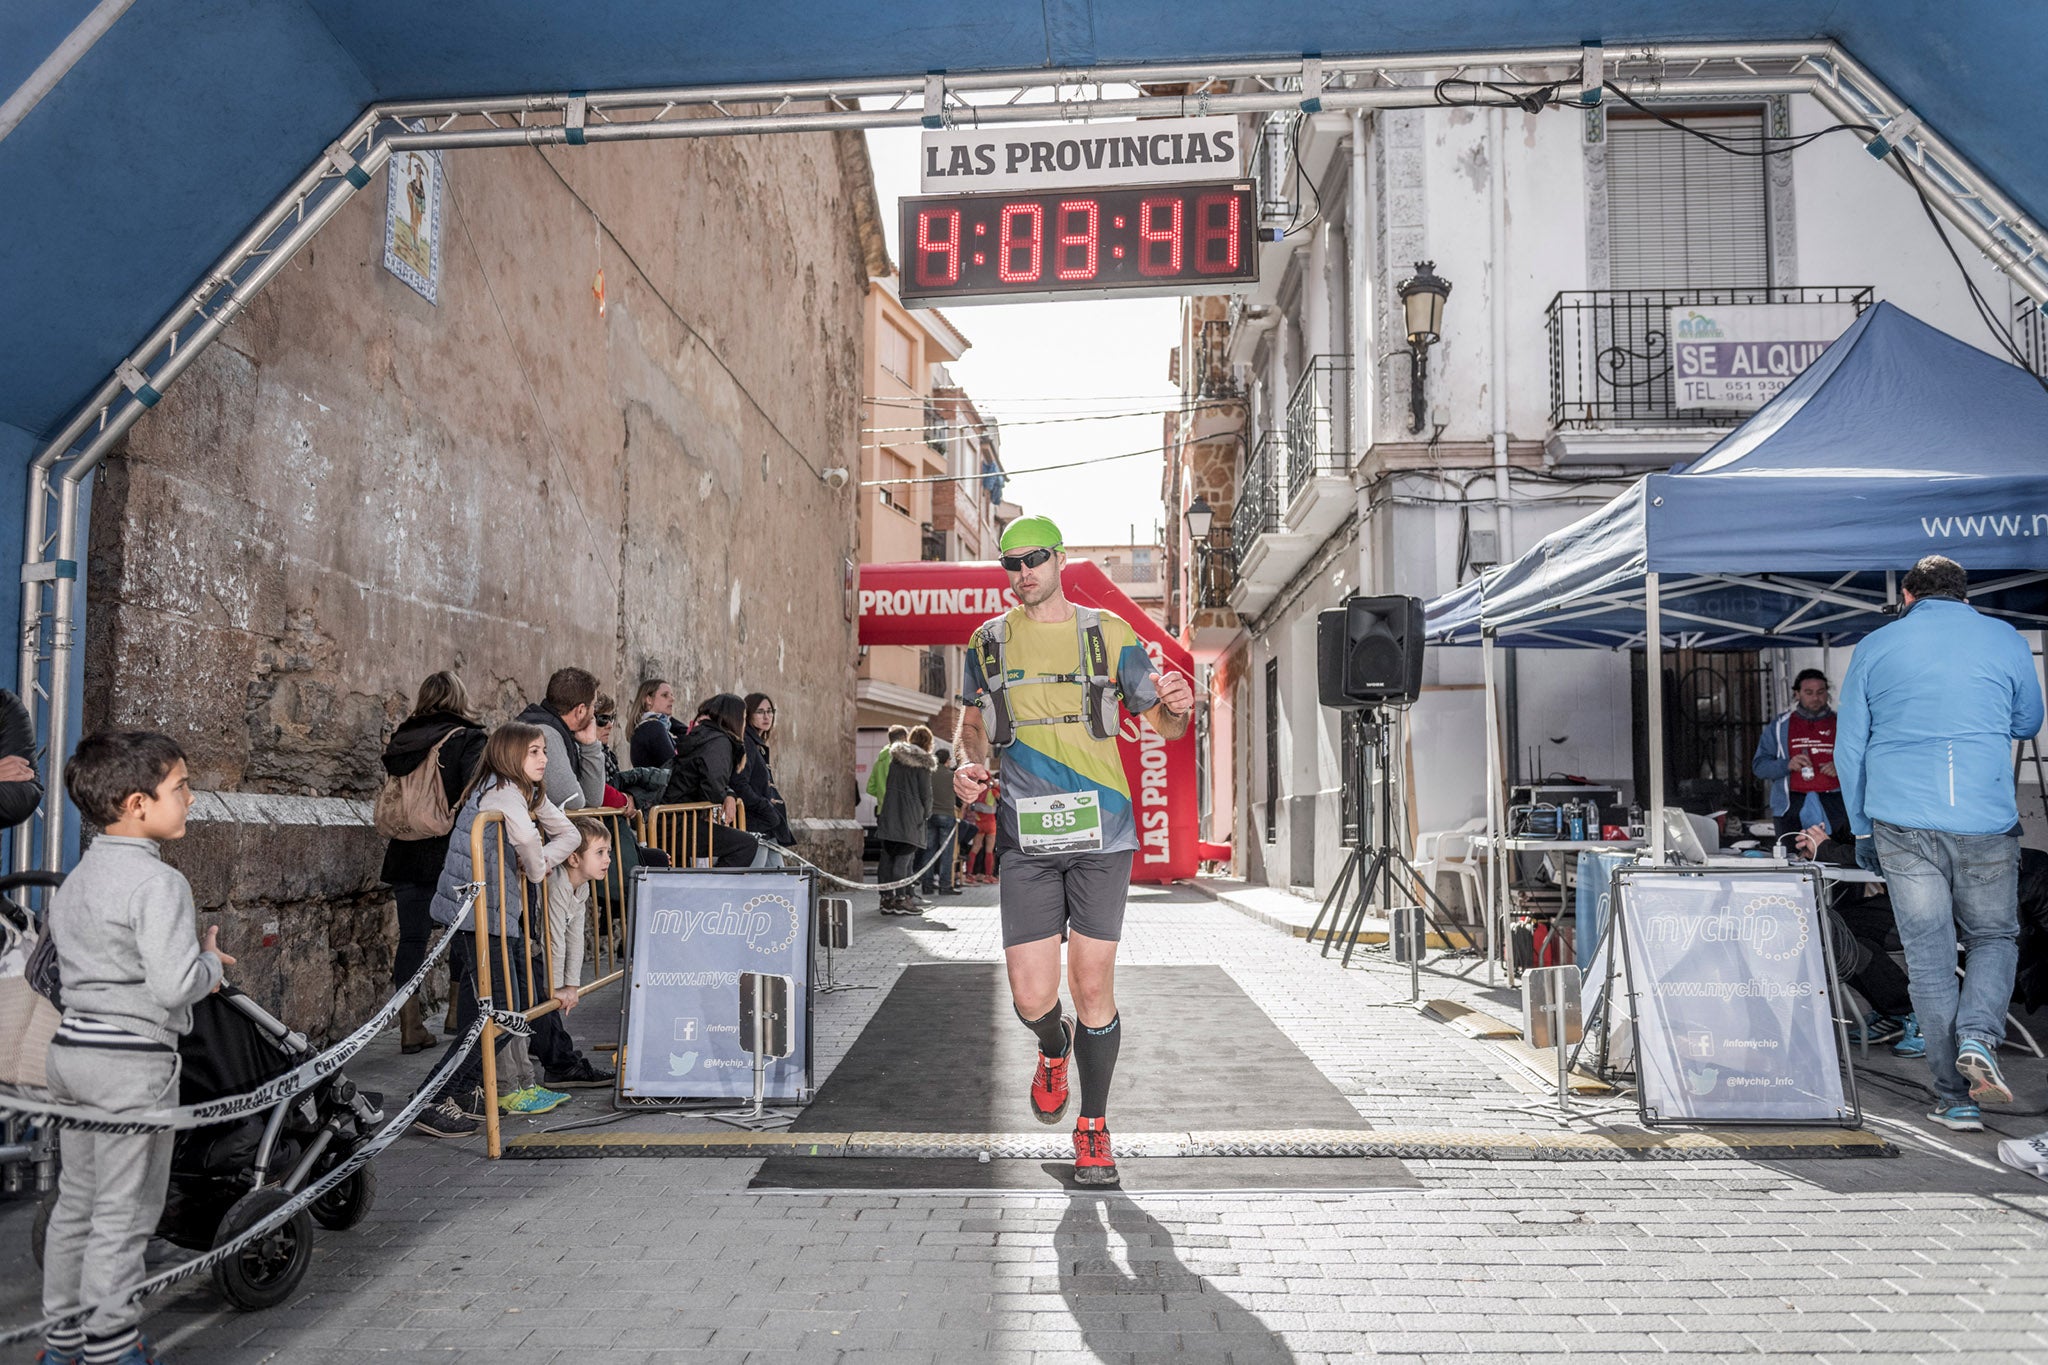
[[1348, 110, 1372, 585], [1488, 103, 1512, 563]]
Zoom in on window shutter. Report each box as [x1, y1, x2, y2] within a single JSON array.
[[1607, 113, 1770, 289]]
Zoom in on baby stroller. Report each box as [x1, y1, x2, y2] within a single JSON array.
[[33, 983, 387, 1310]]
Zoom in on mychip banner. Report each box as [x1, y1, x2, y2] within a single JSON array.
[[1614, 867, 1858, 1126], [620, 868, 814, 1102]]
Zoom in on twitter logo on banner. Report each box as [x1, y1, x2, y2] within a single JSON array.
[[668, 1051, 699, 1077]]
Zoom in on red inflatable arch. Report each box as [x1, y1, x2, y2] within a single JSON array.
[[858, 559, 1205, 883]]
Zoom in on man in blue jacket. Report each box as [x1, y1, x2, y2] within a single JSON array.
[[1753, 668, 1848, 845], [1836, 556, 2045, 1132]]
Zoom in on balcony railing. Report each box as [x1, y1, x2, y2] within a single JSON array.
[[923, 400, 947, 451], [919, 648, 947, 698], [1232, 432, 1282, 560], [1194, 526, 1238, 610], [1286, 354, 1352, 502], [1548, 286, 1873, 429], [920, 524, 946, 562]]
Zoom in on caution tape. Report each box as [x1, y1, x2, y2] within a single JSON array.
[[0, 885, 484, 1134], [777, 817, 964, 892], [0, 1005, 496, 1349]]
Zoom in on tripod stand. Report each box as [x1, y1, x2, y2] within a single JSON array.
[[1308, 707, 1473, 989]]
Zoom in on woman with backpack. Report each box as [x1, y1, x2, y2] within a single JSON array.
[[376, 671, 486, 1054]]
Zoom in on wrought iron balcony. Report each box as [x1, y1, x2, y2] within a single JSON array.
[[1286, 354, 1352, 503], [1231, 432, 1283, 560], [1194, 526, 1238, 610], [919, 647, 948, 698], [923, 399, 947, 451], [1547, 286, 1873, 429]]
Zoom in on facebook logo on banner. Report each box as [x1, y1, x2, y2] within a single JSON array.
[[673, 1018, 699, 1042]]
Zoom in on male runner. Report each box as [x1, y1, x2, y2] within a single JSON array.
[[952, 516, 1194, 1186]]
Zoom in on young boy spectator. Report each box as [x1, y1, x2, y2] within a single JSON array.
[[545, 819, 613, 1016], [40, 731, 232, 1365]]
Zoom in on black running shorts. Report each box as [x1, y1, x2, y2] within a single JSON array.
[[997, 849, 1135, 948]]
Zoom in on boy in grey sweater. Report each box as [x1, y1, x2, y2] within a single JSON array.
[[40, 731, 231, 1365]]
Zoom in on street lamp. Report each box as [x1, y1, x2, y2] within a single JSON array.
[[1396, 261, 1452, 433], [1184, 493, 1234, 611]]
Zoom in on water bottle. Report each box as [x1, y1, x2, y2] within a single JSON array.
[[1627, 802, 1643, 839], [1568, 808, 1585, 842]]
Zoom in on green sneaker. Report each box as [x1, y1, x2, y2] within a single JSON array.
[[498, 1085, 570, 1115]]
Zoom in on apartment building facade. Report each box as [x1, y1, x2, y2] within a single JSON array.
[[1166, 82, 2029, 897]]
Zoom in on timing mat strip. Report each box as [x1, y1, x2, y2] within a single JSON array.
[[502, 1125, 1893, 1161]]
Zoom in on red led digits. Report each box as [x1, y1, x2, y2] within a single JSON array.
[[1056, 199, 1100, 281], [1193, 192, 1241, 274], [997, 202, 1045, 283], [1137, 196, 1183, 276], [915, 209, 961, 287]]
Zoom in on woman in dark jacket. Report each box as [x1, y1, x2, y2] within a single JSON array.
[[737, 691, 796, 846], [875, 725, 937, 914], [629, 678, 679, 768], [378, 670, 487, 1052], [660, 694, 783, 869]]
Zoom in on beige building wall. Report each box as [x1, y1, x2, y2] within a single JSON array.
[[84, 127, 878, 1034]]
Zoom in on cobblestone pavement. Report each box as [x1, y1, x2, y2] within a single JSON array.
[[5, 877, 2048, 1363]]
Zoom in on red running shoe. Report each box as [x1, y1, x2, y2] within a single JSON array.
[[1030, 1017, 1074, 1124], [1073, 1116, 1119, 1186]]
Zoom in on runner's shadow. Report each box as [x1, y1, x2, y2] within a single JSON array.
[[1056, 1196, 1295, 1363]]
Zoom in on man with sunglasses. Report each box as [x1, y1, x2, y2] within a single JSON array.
[[953, 516, 1194, 1186]]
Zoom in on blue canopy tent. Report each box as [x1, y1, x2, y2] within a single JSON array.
[[1423, 301, 2048, 958]]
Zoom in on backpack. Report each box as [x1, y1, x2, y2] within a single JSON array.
[[373, 729, 462, 840], [974, 606, 1119, 748]]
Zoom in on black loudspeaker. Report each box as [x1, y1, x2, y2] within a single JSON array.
[[1317, 594, 1426, 708]]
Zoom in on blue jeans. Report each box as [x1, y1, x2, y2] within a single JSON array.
[[920, 815, 956, 892], [1872, 822, 2020, 1104]]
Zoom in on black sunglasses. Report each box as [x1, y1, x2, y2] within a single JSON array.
[[594, 713, 615, 727], [999, 547, 1056, 572]]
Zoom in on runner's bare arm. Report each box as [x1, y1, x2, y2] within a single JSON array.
[[1139, 670, 1196, 741], [953, 704, 992, 802]]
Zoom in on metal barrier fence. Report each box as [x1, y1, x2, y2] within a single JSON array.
[[643, 801, 743, 869], [472, 807, 643, 1159]]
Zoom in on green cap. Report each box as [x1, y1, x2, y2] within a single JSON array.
[[999, 515, 1064, 554]]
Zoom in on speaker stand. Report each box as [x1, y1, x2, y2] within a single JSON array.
[[1309, 708, 1475, 982]]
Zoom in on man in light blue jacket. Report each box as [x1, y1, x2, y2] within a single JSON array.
[[1836, 556, 2045, 1132]]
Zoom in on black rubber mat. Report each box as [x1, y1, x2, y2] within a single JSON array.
[[800, 963, 1374, 1133], [749, 962, 1414, 1191]]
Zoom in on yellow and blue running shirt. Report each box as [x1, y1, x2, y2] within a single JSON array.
[[961, 606, 1160, 855]]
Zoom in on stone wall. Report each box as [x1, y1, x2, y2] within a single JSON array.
[[83, 125, 875, 1037]]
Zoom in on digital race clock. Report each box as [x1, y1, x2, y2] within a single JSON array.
[[897, 180, 1258, 307]]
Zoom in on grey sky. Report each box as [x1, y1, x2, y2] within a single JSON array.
[[864, 126, 1180, 548]]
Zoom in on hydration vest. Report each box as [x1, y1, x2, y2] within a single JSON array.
[[975, 607, 1119, 748]]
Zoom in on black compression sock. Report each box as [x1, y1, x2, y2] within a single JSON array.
[[1074, 1013, 1121, 1119], [1016, 1002, 1071, 1058]]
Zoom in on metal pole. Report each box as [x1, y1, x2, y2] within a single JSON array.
[[1646, 572, 1667, 864], [1482, 631, 1502, 982]]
